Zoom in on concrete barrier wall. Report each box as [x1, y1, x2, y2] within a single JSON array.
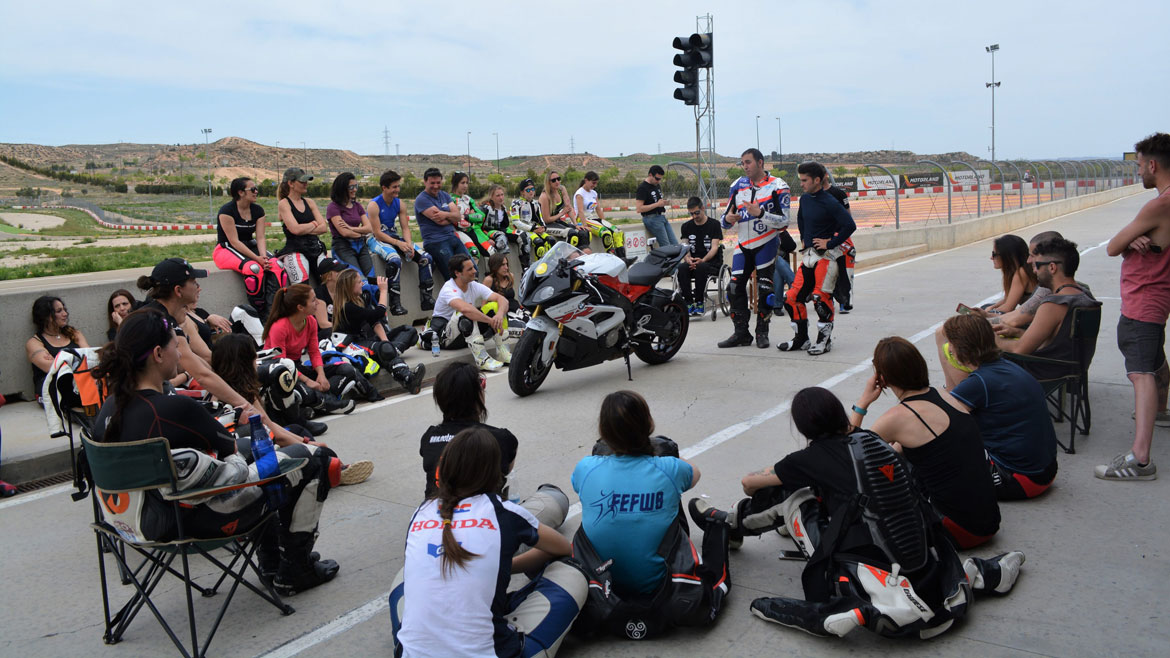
[[0, 185, 1142, 397]]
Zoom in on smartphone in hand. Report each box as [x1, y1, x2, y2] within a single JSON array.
[[955, 303, 973, 315]]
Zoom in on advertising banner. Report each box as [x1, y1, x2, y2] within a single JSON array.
[[946, 169, 992, 186], [830, 175, 857, 192], [901, 172, 944, 189], [857, 174, 898, 191]]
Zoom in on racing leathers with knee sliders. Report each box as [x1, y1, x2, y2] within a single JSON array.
[[721, 175, 792, 342], [511, 197, 558, 261], [782, 188, 856, 353]]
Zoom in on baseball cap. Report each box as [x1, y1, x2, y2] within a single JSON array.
[[519, 178, 535, 190], [283, 167, 314, 183], [318, 257, 349, 274], [151, 258, 207, 287]]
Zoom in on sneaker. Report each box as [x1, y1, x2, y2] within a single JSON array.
[[1131, 410, 1170, 428], [777, 337, 810, 352], [694, 302, 705, 317], [339, 460, 374, 486], [1094, 452, 1157, 481], [0, 480, 17, 498], [838, 306, 851, 315]]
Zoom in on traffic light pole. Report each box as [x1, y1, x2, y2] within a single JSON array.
[[672, 15, 716, 211]]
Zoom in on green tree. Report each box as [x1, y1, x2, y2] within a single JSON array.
[[726, 166, 744, 182]]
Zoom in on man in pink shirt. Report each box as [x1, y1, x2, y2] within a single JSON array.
[[1099, 133, 1170, 481]]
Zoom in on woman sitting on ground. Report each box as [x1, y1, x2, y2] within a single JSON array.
[[91, 309, 341, 595], [332, 268, 424, 395], [27, 295, 89, 397], [691, 386, 1024, 639], [934, 314, 1058, 500], [311, 257, 350, 339], [848, 336, 1000, 548], [211, 334, 373, 485], [263, 284, 358, 416], [418, 361, 518, 498], [390, 427, 587, 658], [106, 289, 138, 342], [971, 234, 1037, 315]]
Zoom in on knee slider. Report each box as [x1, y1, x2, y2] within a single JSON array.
[[456, 315, 475, 337], [814, 299, 834, 322]]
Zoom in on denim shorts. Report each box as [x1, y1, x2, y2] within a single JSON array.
[[1118, 314, 1167, 374]]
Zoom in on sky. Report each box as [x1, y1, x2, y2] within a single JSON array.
[[1, 0, 1165, 161]]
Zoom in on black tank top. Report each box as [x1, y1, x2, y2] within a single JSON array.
[[31, 332, 79, 394], [282, 197, 324, 253], [899, 388, 1000, 536]]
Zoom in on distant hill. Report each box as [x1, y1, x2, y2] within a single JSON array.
[[0, 138, 982, 184]]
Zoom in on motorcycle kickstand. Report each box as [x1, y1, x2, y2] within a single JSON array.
[[623, 349, 633, 381]]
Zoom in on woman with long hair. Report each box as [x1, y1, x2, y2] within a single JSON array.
[[326, 172, 375, 277], [979, 234, 1037, 314], [275, 167, 330, 284], [214, 176, 288, 317], [848, 337, 1000, 547], [482, 251, 516, 306], [540, 170, 590, 250], [26, 295, 89, 396], [450, 171, 487, 258], [390, 427, 587, 658], [332, 268, 424, 395], [692, 386, 1024, 639], [479, 183, 522, 266], [91, 309, 341, 595], [211, 334, 373, 484], [510, 177, 558, 263], [575, 170, 626, 257], [263, 284, 357, 415], [418, 360, 517, 498], [106, 289, 137, 342]]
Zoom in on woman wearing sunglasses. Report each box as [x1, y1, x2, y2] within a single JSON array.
[[214, 177, 289, 317], [510, 178, 557, 262], [540, 170, 590, 250]]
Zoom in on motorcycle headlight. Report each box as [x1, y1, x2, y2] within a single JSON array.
[[533, 285, 556, 304]]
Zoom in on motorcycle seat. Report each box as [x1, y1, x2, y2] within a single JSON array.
[[627, 245, 684, 286]]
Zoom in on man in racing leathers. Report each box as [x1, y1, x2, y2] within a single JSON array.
[[511, 178, 558, 263], [822, 176, 856, 313], [717, 148, 792, 349], [778, 161, 856, 356], [366, 169, 436, 315]]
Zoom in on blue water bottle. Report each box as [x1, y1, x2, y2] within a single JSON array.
[[248, 414, 286, 509]]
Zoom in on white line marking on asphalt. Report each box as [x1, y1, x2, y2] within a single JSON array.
[[260, 596, 389, 658], [0, 482, 72, 510]]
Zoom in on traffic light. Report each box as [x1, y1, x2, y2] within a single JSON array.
[[672, 32, 712, 106]]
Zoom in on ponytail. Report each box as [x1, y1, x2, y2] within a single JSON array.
[[278, 180, 292, 201], [92, 309, 175, 442], [432, 427, 501, 577], [262, 283, 312, 341]]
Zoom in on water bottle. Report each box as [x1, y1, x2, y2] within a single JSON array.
[[430, 330, 441, 358], [248, 414, 286, 509]]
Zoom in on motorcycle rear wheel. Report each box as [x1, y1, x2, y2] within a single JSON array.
[[508, 330, 554, 396], [634, 299, 689, 364]]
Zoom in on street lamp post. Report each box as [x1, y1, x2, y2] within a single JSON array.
[[755, 115, 760, 151], [466, 131, 471, 177], [275, 140, 281, 171], [985, 44, 1001, 163], [493, 132, 500, 175], [201, 128, 213, 219], [301, 142, 307, 169]]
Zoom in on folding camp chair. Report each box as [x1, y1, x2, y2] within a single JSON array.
[[1005, 305, 1102, 454], [80, 434, 305, 658]]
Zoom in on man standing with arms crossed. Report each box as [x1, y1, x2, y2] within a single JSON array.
[[636, 165, 678, 247], [718, 148, 791, 349], [1098, 133, 1170, 481]]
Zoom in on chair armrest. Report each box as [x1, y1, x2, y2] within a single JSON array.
[[1003, 352, 1075, 367], [161, 457, 308, 501]]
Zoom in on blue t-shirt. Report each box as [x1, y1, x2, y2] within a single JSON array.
[[950, 358, 1057, 474], [571, 454, 693, 595], [413, 190, 456, 243], [371, 194, 402, 236]]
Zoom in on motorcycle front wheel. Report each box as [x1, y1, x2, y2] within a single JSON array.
[[508, 330, 554, 396], [634, 298, 690, 364]]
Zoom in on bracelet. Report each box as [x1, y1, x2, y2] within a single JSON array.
[[852, 404, 868, 416]]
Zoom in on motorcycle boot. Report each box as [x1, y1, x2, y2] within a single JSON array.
[[469, 336, 504, 371], [492, 334, 512, 365], [717, 311, 754, 348], [390, 359, 426, 395], [808, 321, 833, 355], [755, 315, 771, 349], [387, 289, 408, 316], [274, 531, 340, 596], [419, 282, 435, 312], [777, 320, 811, 352]]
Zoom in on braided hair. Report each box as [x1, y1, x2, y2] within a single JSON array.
[[92, 309, 176, 442], [433, 427, 501, 577]]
